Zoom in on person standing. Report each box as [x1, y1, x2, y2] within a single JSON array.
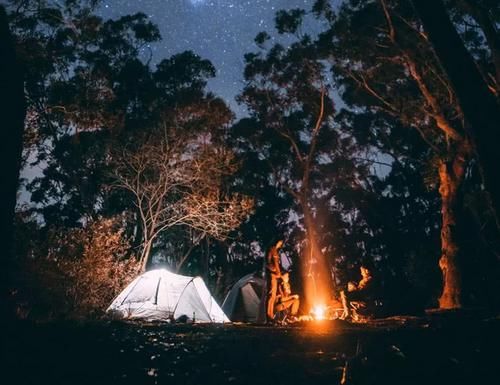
[[265, 239, 284, 322]]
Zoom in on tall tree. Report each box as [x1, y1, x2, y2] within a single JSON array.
[[0, 5, 26, 320], [411, 0, 500, 230], [7, 0, 250, 287], [7, 1, 161, 229], [237, 16, 375, 308], [315, 0, 477, 308]]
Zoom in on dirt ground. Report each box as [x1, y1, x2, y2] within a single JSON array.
[[2, 311, 498, 385]]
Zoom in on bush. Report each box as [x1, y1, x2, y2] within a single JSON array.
[[12, 216, 140, 320]]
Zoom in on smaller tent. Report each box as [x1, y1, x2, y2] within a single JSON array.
[[221, 272, 266, 323], [107, 268, 229, 323]]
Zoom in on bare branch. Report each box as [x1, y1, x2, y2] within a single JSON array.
[[111, 130, 253, 269]]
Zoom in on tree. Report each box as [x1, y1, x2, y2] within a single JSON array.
[[0, 5, 26, 320], [7, 0, 161, 230], [411, 0, 500, 229], [237, 16, 373, 308], [13, 214, 140, 319], [6, 0, 252, 316], [314, 0, 480, 308], [113, 128, 253, 272]]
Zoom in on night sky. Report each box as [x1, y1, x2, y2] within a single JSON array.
[[98, 0, 324, 116]]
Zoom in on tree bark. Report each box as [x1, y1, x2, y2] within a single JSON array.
[[411, 0, 500, 229], [437, 143, 469, 308], [140, 240, 153, 272], [0, 5, 26, 321], [176, 241, 198, 273]]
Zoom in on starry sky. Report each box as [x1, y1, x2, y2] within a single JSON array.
[[98, 0, 324, 117]]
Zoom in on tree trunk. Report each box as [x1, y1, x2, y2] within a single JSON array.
[[213, 267, 224, 300], [411, 0, 500, 229], [204, 237, 210, 281], [176, 242, 197, 273], [176, 232, 206, 273], [437, 143, 469, 308], [0, 5, 26, 321], [140, 240, 153, 273]]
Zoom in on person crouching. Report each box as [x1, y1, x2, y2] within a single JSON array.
[[274, 272, 300, 321]]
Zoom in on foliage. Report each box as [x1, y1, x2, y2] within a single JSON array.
[[112, 128, 253, 271], [12, 215, 139, 319], [312, 0, 500, 307], [8, 0, 252, 288], [59, 217, 140, 317], [234, 11, 385, 305], [7, 0, 500, 318]]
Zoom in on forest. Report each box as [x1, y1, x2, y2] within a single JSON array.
[[1, 0, 500, 322], [2, 1, 500, 384]]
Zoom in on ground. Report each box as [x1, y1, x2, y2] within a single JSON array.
[[2, 311, 498, 385]]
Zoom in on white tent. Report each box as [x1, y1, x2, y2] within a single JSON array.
[[107, 268, 230, 323]]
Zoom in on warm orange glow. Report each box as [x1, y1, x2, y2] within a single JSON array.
[[312, 304, 326, 320], [301, 230, 333, 314]]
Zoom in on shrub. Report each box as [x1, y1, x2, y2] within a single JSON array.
[[12, 216, 140, 320]]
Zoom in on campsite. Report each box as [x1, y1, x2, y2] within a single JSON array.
[[2, 1, 500, 384], [4, 314, 498, 385]]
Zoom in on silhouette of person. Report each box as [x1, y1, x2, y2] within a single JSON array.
[[274, 272, 300, 320], [265, 239, 284, 322]]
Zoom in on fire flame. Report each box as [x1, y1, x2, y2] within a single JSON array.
[[312, 304, 326, 320]]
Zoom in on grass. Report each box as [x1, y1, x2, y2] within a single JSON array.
[[2, 313, 498, 385]]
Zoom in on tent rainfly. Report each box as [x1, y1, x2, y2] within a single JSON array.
[[221, 272, 266, 323], [107, 268, 229, 323]]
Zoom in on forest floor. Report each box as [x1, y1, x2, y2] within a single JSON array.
[[1, 310, 498, 385]]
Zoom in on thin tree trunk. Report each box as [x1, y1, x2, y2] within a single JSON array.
[[176, 242, 197, 273], [298, 87, 332, 311], [437, 143, 469, 308], [214, 267, 224, 300], [0, 5, 26, 321], [176, 232, 206, 273], [140, 240, 153, 272], [204, 237, 210, 281]]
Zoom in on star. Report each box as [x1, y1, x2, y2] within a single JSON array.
[[98, 0, 317, 117]]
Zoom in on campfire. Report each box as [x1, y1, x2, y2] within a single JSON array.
[[311, 304, 327, 320], [303, 300, 346, 322]]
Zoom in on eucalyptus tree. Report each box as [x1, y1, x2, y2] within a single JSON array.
[[313, 0, 500, 308], [8, 1, 252, 280], [6, 0, 161, 228], [236, 14, 373, 307], [0, 5, 25, 320], [411, 0, 500, 228]]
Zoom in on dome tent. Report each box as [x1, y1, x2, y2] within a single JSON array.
[[221, 272, 266, 323], [107, 268, 229, 323]]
